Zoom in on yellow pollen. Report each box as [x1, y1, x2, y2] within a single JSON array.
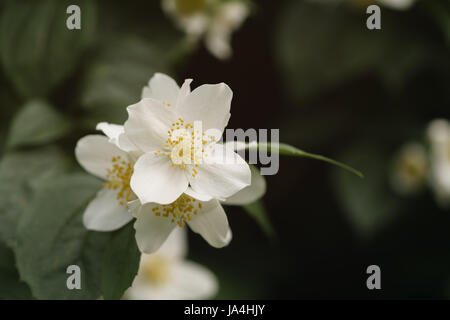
[[152, 194, 201, 227], [102, 156, 134, 206], [159, 118, 217, 176]]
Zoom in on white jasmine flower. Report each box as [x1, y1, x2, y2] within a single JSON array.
[[128, 119, 265, 253], [427, 119, 450, 207], [162, 0, 250, 59], [132, 165, 265, 253], [129, 136, 264, 254], [75, 123, 141, 231], [390, 142, 428, 195], [125, 228, 218, 300], [125, 73, 251, 206]]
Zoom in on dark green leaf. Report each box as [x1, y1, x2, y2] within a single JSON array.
[[0, 240, 33, 299], [0, 0, 96, 98], [7, 100, 71, 148], [15, 173, 111, 299], [101, 222, 140, 300], [81, 36, 170, 125], [0, 146, 69, 248]]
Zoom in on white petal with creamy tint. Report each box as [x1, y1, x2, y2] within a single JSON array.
[[185, 186, 213, 202], [83, 187, 133, 231], [96, 122, 123, 142], [175, 79, 192, 107], [125, 260, 217, 300], [187, 199, 231, 248], [222, 165, 266, 205], [178, 83, 232, 133], [141, 73, 180, 105], [128, 199, 141, 218], [164, 261, 218, 299], [189, 143, 251, 200], [134, 204, 177, 254], [125, 98, 177, 153], [75, 135, 130, 180], [131, 153, 189, 204], [153, 227, 187, 260]]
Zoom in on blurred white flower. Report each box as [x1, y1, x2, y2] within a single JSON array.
[[75, 123, 141, 231], [427, 119, 450, 208], [310, 0, 415, 10], [125, 73, 251, 206], [125, 228, 218, 300], [162, 0, 250, 59], [390, 142, 428, 195], [377, 0, 415, 10]]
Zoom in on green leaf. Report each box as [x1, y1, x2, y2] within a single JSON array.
[[101, 222, 140, 300], [7, 100, 71, 148], [332, 143, 403, 238], [0, 240, 33, 299], [0, 146, 69, 248], [81, 36, 170, 125], [242, 142, 364, 178], [0, 0, 96, 98], [15, 173, 111, 299], [243, 200, 275, 238]]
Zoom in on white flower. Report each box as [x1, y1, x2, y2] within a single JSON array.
[[125, 73, 251, 206], [75, 122, 141, 231], [427, 119, 450, 207], [125, 228, 218, 300], [132, 164, 265, 253], [162, 0, 250, 59], [390, 142, 428, 195]]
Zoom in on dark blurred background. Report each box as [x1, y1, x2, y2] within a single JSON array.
[[1, 0, 449, 299]]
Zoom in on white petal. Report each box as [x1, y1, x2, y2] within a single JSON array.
[[117, 133, 139, 153], [75, 135, 130, 180], [128, 199, 141, 218], [185, 187, 213, 202], [176, 79, 193, 108], [222, 165, 266, 205], [166, 261, 218, 299], [131, 153, 189, 205], [125, 260, 217, 300], [155, 227, 187, 260], [187, 200, 231, 248], [96, 122, 123, 142], [141, 73, 180, 106], [189, 143, 251, 200], [134, 203, 177, 254], [178, 83, 232, 134], [205, 27, 232, 60], [83, 187, 133, 231], [124, 98, 177, 153]]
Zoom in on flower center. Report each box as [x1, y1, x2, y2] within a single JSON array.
[[154, 118, 216, 177], [151, 194, 203, 227], [103, 156, 134, 207], [142, 255, 171, 286]]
